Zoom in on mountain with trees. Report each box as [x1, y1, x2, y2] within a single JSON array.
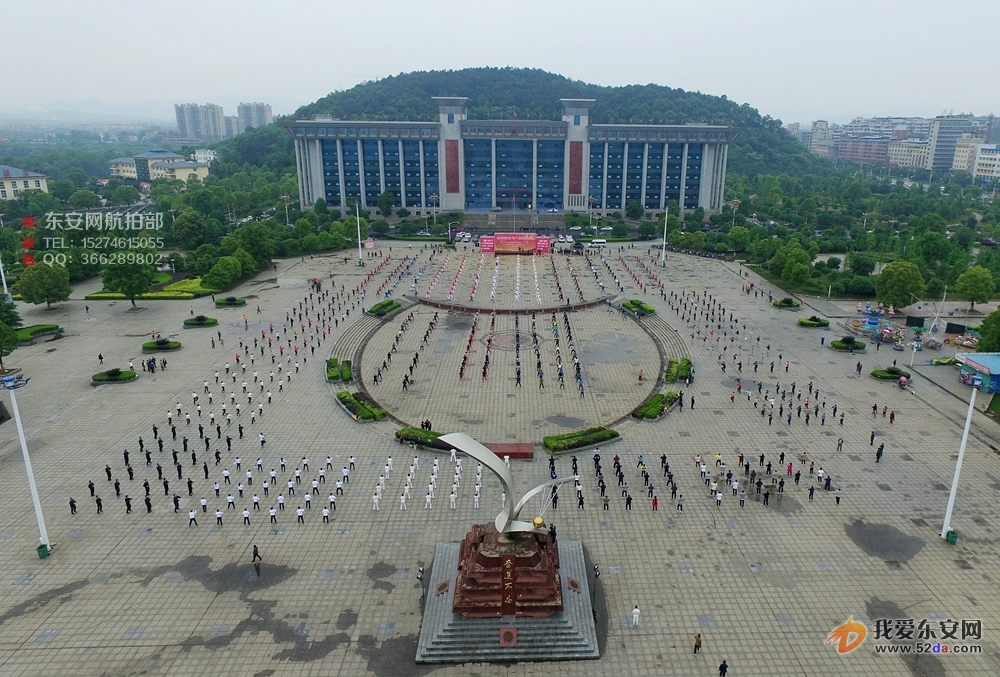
[[294, 67, 828, 178]]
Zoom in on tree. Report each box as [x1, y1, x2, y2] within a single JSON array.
[[826, 256, 842, 272], [229, 222, 275, 268], [371, 220, 391, 237], [637, 222, 656, 239], [232, 248, 257, 277], [847, 252, 876, 276], [727, 226, 751, 252], [313, 197, 329, 217], [977, 308, 1000, 352], [203, 256, 243, 289], [377, 191, 396, 217], [875, 261, 925, 310], [109, 185, 140, 206], [625, 201, 644, 220], [67, 167, 89, 187], [0, 323, 16, 370], [18, 263, 71, 308], [954, 265, 996, 310], [102, 261, 155, 308], [782, 261, 810, 286], [612, 223, 628, 238], [68, 189, 101, 209], [171, 210, 207, 250], [0, 298, 22, 329]]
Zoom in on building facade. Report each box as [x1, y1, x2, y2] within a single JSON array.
[[151, 161, 209, 182], [926, 115, 974, 172], [109, 157, 138, 180], [888, 140, 930, 169], [192, 149, 217, 164], [0, 165, 47, 200], [224, 116, 241, 139], [238, 102, 273, 131], [973, 145, 1000, 180], [836, 137, 890, 164], [174, 103, 227, 142], [284, 98, 736, 215], [132, 150, 184, 182], [952, 133, 985, 172]]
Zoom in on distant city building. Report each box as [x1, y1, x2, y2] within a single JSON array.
[[174, 103, 226, 142], [109, 157, 138, 180], [224, 116, 241, 139], [952, 132, 986, 172], [192, 149, 217, 164], [284, 97, 736, 215], [836, 136, 890, 164], [839, 116, 931, 141], [151, 161, 209, 182], [132, 150, 185, 182], [973, 145, 1000, 180], [926, 115, 974, 172], [238, 102, 273, 131], [888, 140, 930, 169], [0, 165, 47, 199], [809, 121, 837, 158], [161, 136, 202, 146]]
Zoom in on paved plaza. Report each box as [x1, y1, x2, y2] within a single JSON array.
[[0, 241, 998, 676]]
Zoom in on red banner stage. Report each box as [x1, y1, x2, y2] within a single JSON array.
[[479, 234, 551, 254]]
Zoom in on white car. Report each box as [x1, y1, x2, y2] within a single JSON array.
[[557, 235, 566, 243], [565, 235, 574, 244], [569, 226, 582, 231], [600, 226, 614, 232]]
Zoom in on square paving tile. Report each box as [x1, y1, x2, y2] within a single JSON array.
[[698, 614, 717, 628]]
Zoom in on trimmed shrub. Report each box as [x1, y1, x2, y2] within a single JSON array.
[[164, 277, 222, 297], [85, 291, 195, 300], [677, 357, 693, 381], [340, 360, 353, 382], [215, 296, 247, 307], [141, 339, 182, 351], [395, 427, 443, 445], [773, 297, 801, 308], [336, 390, 386, 420], [797, 316, 831, 327], [326, 357, 340, 381], [622, 299, 656, 315], [871, 367, 911, 380], [16, 324, 61, 343], [367, 299, 402, 317], [633, 393, 667, 419], [92, 368, 137, 383], [183, 315, 219, 327], [542, 426, 620, 452], [831, 336, 865, 351], [665, 358, 679, 382]]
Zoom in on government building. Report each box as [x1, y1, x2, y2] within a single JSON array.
[[284, 98, 737, 217]]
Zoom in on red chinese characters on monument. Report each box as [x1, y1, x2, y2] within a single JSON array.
[[501, 556, 516, 616]]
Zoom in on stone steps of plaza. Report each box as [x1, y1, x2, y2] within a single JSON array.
[[331, 315, 383, 365], [638, 314, 690, 367]]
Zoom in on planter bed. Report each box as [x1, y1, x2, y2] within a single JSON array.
[[141, 340, 182, 353], [394, 427, 448, 448], [632, 391, 680, 419], [871, 368, 911, 380], [336, 390, 386, 421], [340, 360, 354, 382], [326, 358, 340, 381], [16, 324, 62, 345], [183, 315, 219, 328], [797, 316, 830, 327], [622, 299, 656, 316], [542, 426, 620, 453], [215, 297, 247, 307], [367, 299, 402, 317], [92, 369, 137, 385], [830, 340, 866, 352], [773, 298, 801, 309]]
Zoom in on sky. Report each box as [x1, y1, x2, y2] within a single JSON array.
[[3, 0, 995, 125]]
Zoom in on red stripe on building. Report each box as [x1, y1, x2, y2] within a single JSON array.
[[569, 141, 583, 194], [445, 140, 460, 194]]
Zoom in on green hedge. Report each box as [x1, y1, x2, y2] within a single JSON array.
[[215, 296, 247, 307], [367, 299, 402, 316], [622, 299, 656, 315], [773, 297, 801, 308], [665, 358, 678, 382], [797, 316, 831, 327], [183, 315, 218, 327], [336, 390, 387, 420], [831, 336, 865, 351], [340, 360, 353, 382], [871, 367, 911, 380], [677, 357, 693, 381], [16, 324, 61, 343], [326, 357, 340, 381], [395, 427, 444, 445], [141, 339, 182, 351], [92, 368, 137, 383], [542, 426, 620, 452], [85, 291, 195, 300], [164, 277, 221, 297], [633, 393, 666, 419]]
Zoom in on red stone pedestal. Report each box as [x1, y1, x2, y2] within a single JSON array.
[[452, 523, 563, 618]]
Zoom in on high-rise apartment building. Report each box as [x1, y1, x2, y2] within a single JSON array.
[[174, 103, 226, 142], [926, 115, 974, 172], [238, 102, 273, 131], [224, 116, 241, 139]]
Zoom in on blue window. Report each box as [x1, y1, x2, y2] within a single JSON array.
[[381, 139, 402, 208], [463, 139, 492, 210], [447, 113, 454, 124], [588, 143, 605, 209], [342, 141, 361, 205], [604, 143, 624, 210], [683, 144, 703, 210], [624, 143, 644, 206], [536, 140, 565, 210], [422, 141, 439, 207], [573, 115, 580, 126], [495, 140, 533, 210], [402, 140, 422, 208], [644, 143, 664, 210], [361, 139, 381, 206], [321, 139, 341, 207], [663, 143, 684, 208]]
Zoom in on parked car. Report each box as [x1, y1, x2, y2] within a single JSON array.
[[569, 225, 582, 231], [600, 226, 613, 232], [558, 235, 566, 243]]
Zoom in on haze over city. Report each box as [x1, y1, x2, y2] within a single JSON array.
[[3, 0, 995, 124]]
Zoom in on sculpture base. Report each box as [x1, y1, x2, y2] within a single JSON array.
[[416, 540, 599, 663]]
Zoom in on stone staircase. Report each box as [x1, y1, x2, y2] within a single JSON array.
[[416, 541, 599, 663], [637, 314, 690, 376], [331, 314, 382, 365]]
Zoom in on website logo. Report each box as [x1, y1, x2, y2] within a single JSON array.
[[825, 616, 868, 654]]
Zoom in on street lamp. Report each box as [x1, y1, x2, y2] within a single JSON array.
[[430, 194, 439, 226], [941, 383, 977, 541], [730, 198, 741, 230], [280, 195, 291, 227], [447, 221, 459, 242], [0, 258, 49, 555]]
